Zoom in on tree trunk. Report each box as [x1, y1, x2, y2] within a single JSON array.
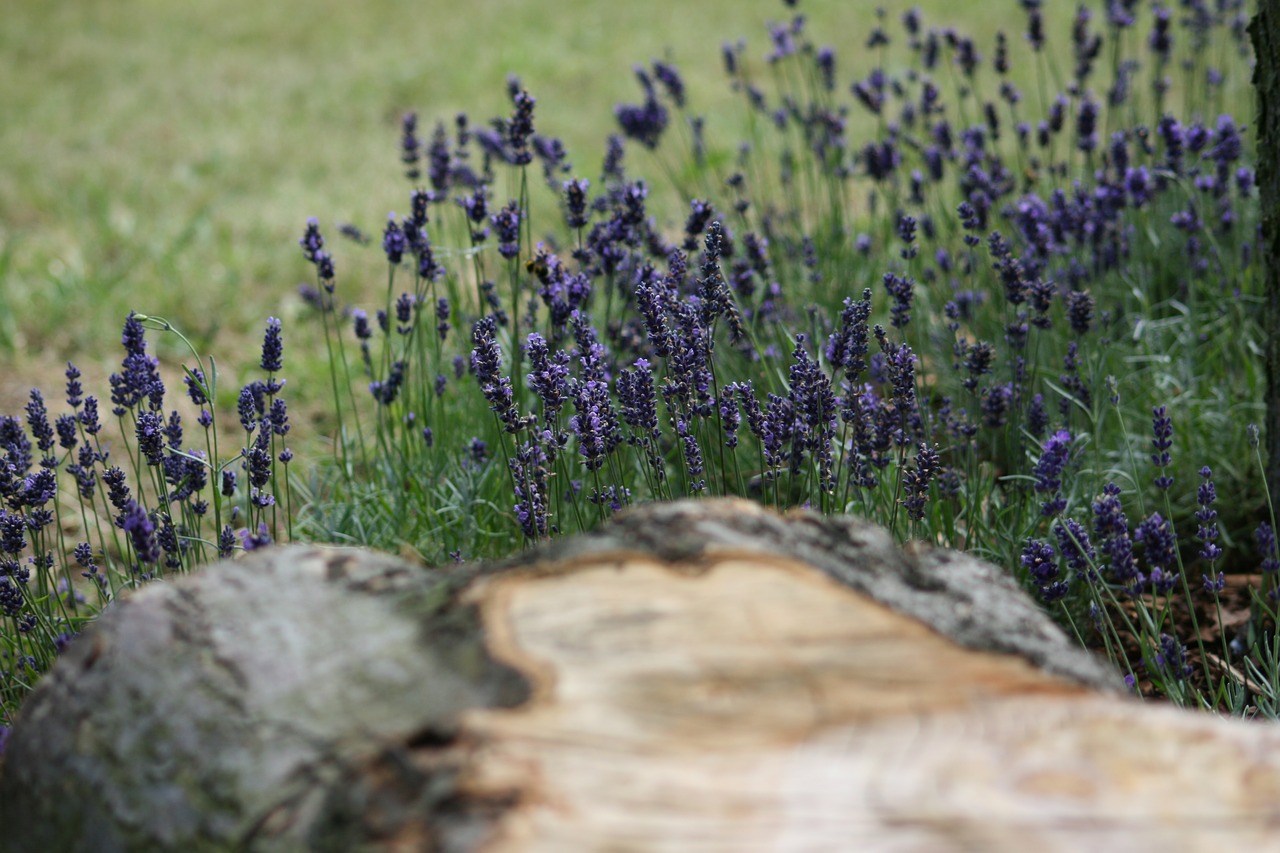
[[1254, 4, 1280, 497], [5, 500, 1280, 852]]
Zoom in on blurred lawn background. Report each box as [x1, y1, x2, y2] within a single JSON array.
[[0, 0, 1162, 455]]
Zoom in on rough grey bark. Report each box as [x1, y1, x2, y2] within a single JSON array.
[[0, 500, 1120, 851], [1254, 5, 1280, 496], [0, 547, 530, 852]]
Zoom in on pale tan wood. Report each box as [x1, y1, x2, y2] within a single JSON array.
[[456, 553, 1280, 852]]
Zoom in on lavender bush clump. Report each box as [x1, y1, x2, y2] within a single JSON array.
[[0, 313, 292, 722], [2, 0, 1272, 727]]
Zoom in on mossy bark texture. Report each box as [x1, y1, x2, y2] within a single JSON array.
[[5, 500, 1280, 851]]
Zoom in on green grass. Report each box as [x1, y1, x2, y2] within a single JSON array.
[[0, 1, 1100, 393]]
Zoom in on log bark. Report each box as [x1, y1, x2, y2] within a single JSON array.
[[1254, 5, 1280, 495], [4, 500, 1280, 852]]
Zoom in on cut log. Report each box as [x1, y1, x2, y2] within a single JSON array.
[[3, 499, 1280, 852]]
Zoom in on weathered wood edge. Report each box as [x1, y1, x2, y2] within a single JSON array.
[[481, 499, 1120, 692]]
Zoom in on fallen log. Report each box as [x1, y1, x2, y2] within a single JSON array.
[[4, 499, 1280, 852]]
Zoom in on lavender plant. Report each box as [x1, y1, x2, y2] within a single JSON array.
[[0, 0, 1270, 729], [287, 0, 1271, 715], [0, 313, 292, 724]]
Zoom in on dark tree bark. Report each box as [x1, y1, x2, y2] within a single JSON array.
[[5, 500, 1280, 851], [1254, 5, 1280, 497]]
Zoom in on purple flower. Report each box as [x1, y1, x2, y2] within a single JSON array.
[[0, 511, 26, 555], [508, 88, 536, 166], [70, 444, 97, 501], [471, 318, 526, 433], [602, 134, 625, 182], [980, 383, 1013, 428], [1066, 290, 1094, 335], [788, 336, 838, 492], [491, 200, 522, 260], [24, 390, 55, 467], [109, 315, 164, 416], [589, 485, 630, 514], [1033, 430, 1073, 516], [246, 432, 273, 493], [64, 362, 83, 410], [636, 265, 675, 357], [216, 524, 236, 558], [238, 523, 273, 552], [135, 411, 166, 467], [563, 178, 591, 230], [338, 222, 371, 245], [382, 216, 406, 265], [875, 326, 917, 420], [721, 40, 740, 77], [988, 232, 1028, 305], [1026, 6, 1045, 51], [237, 386, 259, 433], [369, 360, 407, 406], [435, 297, 451, 341], [902, 443, 939, 521], [615, 68, 669, 150], [1021, 539, 1067, 603], [415, 229, 442, 281], [458, 186, 489, 232], [260, 317, 284, 373], [100, 466, 131, 523], [815, 46, 836, 91], [221, 469, 237, 498], [1135, 512, 1177, 576], [1155, 633, 1192, 681], [1150, 406, 1173, 490], [1070, 96, 1100, 154], [828, 288, 872, 399], [1026, 393, 1048, 438], [401, 112, 421, 180], [122, 500, 160, 566], [1257, 522, 1279, 574], [352, 309, 372, 342], [569, 379, 621, 472], [883, 272, 915, 329], [1149, 4, 1172, 62], [510, 440, 550, 539], [1053, 518, 1096, 582], [0, 582, 24, 619], [1158, 116, 1185, 174], [759, 393, 795, 474], [619, 359, 665, 480], [395, 292, 415, 335], [1196, 466, 1222, 564], [897, 213, 917, 248], [717, 385, 742, 450], [683, 199, 715, 252], [651, 59, 685, 107], [675, 419, 706, 493], [184, 367, 209, 407], [525, 333, 570, 421]]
